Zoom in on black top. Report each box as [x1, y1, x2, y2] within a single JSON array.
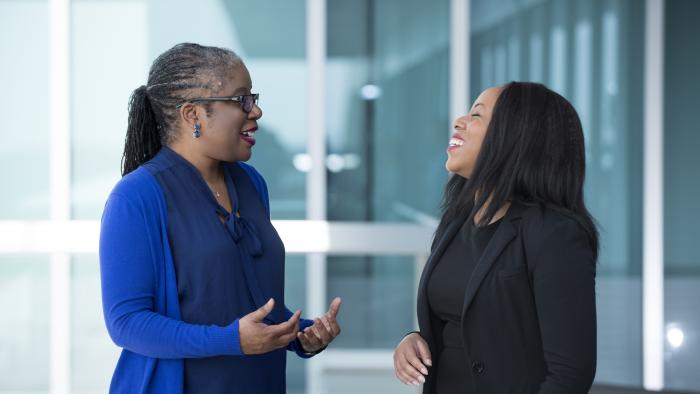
[[426, 218, 501, 393]]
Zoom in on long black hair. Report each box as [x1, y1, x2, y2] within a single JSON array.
[[437, 82, 599, 256], [121, 43, 242, 176]]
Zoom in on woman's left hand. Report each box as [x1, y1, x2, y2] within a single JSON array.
[[297, 297, 342, 353]]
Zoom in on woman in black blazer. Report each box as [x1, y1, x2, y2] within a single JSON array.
[[393, 82, 598, 394]]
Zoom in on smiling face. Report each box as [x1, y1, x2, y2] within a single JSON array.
[[198, 62, 262, 162], [176, 61, 263, 163], [446, 86, 502, 178]]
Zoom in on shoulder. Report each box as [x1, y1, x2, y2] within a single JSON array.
[[110, 167, 158, 197], [516, 203, 591, 251], [518, 203, 583, 235], [515, 203, 596, 264], [107, 167, 164, 211]]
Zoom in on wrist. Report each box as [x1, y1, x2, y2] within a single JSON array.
[[298, 338, 326, 356]]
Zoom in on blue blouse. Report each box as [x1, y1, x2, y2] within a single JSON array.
[[99, 147, 313, 394]]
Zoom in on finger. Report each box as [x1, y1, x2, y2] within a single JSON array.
[[327, 318, 341, 337], [279, 328, 299, 346], [267, 309, 301, 337], [275, 316, 303, 346], [310, 320, 323, 339], [398, 369, 419, 386], [414, 338, 433, 367], [396, 368, 413, 385], [393, 354, 410, 384], [327, 297, 342, 318], [313, 318, 333, 344], [319, 316, 339, 343], [400, 355, 426, 384], [406, 354, 429, 376], [304, 326, 323, 347], [298, 330, 323, 351], [397, 360, 423, 385], [319, 315, 332, 333], [246, 298, 275, 322], [296, 331, 312, 349]]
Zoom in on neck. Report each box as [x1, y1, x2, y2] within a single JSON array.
[[474, 193, 511, 225], [168, 141, 223, 184]]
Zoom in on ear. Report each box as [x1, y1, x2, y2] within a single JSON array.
[[179, 102, 202, 128]]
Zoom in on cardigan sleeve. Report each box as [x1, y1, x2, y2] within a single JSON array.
[[100, 191, 243, 359], [531, 218, 597, 393]]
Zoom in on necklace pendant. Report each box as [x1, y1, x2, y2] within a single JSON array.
[[215, 191, 221, 198]]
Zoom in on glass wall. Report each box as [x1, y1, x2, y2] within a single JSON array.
[[0, 0, 50, 220], [0, 0, 51, 391], [664, 0, 700, 391], [469, 0, 645, 387], [325, 0, 449, 349], [326, 0, 449, 224]]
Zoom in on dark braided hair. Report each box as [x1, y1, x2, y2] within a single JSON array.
[[121, 43, 242, 176], [436, 82, 599, 257]]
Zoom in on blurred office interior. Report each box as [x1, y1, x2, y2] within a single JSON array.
[[0, 0, 698, 393]]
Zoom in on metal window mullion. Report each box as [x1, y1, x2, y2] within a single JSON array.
[[450, 0, 469, 128], [49, 0, 72, 392], [306, 0, 327, 393], [643, 0, 665, 390]]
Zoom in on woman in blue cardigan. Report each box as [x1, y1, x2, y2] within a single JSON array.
[[100, 42, 342, 393]]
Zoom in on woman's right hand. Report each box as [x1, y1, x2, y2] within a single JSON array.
[[239, 298, 301, 355], [393, 332, 432, 386]]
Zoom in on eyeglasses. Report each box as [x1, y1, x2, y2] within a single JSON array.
[[175, 93, 259, 113]]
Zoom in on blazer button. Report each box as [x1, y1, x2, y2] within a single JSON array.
[[471, 361, 484, 374]]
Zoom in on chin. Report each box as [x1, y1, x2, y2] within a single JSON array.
[[236, 149, 252, 162], [445, 159, 461, 174], [230, 152, 252, 161], [217, 146, 251, 163]]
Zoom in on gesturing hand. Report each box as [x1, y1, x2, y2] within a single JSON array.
[[297, 297, 342, 354], [239, 298, 301, 355]]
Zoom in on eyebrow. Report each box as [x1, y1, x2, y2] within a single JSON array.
[[472, 103, 484, 110], [231, 86, 251, 95]]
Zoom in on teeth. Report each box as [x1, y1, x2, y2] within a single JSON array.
[[449, 138, 464, 147], [241, 131, 254, 137]]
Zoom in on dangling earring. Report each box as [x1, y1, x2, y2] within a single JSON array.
[[193, 123, 202, 139]]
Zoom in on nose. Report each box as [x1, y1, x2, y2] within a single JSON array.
[[248, 103, 263, 120], [453, 115, 467, 130]]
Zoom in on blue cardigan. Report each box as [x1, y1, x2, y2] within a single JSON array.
[[99, 163, 313, 393]]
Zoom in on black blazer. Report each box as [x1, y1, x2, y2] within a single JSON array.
[[416, 202, 597, 394]]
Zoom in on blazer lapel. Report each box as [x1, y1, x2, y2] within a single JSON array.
[[460, 204, 524, 322]]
